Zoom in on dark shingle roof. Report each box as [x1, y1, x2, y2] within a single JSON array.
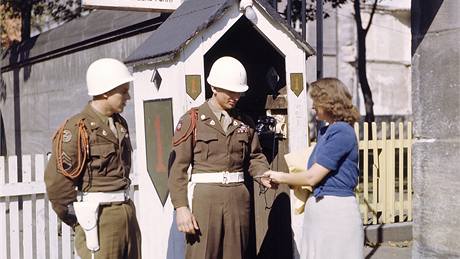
[[125, 0, 314, 65], [125, 0, 232, 65], [2, 10, 166, 71]]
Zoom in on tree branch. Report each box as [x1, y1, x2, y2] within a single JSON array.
[[364, 0, 378, 36]]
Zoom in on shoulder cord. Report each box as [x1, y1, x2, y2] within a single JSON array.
[[54, 119, 89, 179], [173, 108, 198, 147]]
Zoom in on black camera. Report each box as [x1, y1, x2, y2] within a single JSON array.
[[255, 116, 277, 135]]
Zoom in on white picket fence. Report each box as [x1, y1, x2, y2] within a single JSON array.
[[0, 154, 139, 259]]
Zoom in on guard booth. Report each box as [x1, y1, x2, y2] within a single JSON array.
[[124, 0, 314, 258]]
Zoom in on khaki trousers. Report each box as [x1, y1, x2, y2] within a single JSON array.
[[186, 183, 250, 259], [75, 200, 141, 259]]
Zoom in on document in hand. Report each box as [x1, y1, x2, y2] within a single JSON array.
[[283, 144, 315, 214]]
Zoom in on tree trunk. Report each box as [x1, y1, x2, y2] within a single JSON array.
[[21, 1, 32, 40], [354, 0, 375, 122]]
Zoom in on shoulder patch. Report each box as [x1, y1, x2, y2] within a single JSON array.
[[62, 130, 72, 143], [173, 110, 198, 146], [175, 119, 183, 132]]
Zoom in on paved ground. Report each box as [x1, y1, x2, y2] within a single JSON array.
[[364, 241, 412, 259]]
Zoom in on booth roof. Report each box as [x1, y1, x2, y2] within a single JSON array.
[[125, 0, 315, 66]]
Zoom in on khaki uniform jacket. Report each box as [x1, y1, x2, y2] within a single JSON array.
[[44, 104, 132, 226], [168, 102, 269, 209]]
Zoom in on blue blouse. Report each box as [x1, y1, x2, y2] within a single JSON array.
[[307, 122, 359, 198]]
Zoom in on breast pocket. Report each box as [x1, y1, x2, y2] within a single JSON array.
[[195, 133, 218, 160], [234, 133, 250, 159], [89, 143, 116, 175]]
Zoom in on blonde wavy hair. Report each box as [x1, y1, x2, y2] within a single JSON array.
[[309, 78, 360, 125]]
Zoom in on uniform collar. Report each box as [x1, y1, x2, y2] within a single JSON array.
[[207, 99, 224, 113], [198, 102, 244, 136], [81, 103, 119, 144], [207, 99, 231, 122], [90, 105, 111, 126]]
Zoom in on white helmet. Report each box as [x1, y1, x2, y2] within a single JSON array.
[[207, 56, 249, 93], [86, 58, 133, 96]]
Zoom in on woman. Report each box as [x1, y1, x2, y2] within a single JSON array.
[[264, 78, 363, 259]]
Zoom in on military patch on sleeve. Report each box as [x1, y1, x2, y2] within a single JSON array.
[[61, 152, 72, 171], [62, 129, 72, 143], [175, 119, 183, 132]]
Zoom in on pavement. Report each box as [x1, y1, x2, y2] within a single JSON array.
[[364, 241, 412, 259]]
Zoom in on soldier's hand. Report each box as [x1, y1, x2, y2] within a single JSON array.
[[176, 206, 199, 234]]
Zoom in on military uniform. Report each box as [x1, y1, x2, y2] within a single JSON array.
[[44, 104, 141, 259], [168, 101, 269, 259]]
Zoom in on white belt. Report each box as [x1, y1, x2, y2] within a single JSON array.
[[191, 171, 244, 184], [188, 172, 244, 212], [77, 190, 128, 203]]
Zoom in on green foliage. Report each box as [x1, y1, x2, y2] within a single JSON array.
[[33, 0, 82, 22], [2, 0, 82, 20], [1, 0, 82, 48], [284, 0, 348, 22]]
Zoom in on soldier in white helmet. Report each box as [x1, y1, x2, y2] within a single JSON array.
[[168, 56, 276, 258], [45, 58, 141, 259]]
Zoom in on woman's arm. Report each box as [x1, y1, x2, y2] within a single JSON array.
[[263, 163, 330, 187]]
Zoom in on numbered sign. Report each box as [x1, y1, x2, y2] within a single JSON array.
[[185, 75, 202, 100], [290, 73, 304, 97], [143, 99, 174, 206]]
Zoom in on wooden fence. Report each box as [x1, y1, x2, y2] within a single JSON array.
[[0, 154, 139, 259], [353, 122, 413, 225]]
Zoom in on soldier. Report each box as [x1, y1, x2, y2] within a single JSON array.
[[44, 58, 141, 259], [168, 56, 275, 259]]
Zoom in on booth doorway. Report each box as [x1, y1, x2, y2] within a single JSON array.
[[204, 17, 286, 121], [204, 16, 293, 259]]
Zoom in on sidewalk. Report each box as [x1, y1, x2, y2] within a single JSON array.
[[364, 241, 412, 259]]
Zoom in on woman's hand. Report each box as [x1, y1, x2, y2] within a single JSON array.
[[254, 171, 280, 189], [262, 170, 286, 184], [260, 176, 278, 189]]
